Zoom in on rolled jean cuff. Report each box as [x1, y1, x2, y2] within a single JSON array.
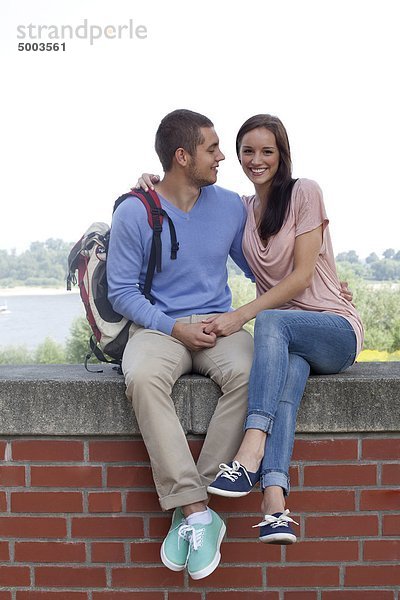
[[245, 411, 274, 433], [261, 470, 290, 496]]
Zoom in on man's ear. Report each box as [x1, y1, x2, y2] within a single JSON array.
[[174, 147, 189, 167]]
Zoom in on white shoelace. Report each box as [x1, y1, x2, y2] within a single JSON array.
[[178, 524, 205, 565], [217, 460, 252, 485], [252, 509, 299, 529]]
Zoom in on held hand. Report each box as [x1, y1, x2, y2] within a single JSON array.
[[339, 281, 354, 304], [202, 311, 245, 337], [132, 173, 160, 192], [171, 322, 217, 351]]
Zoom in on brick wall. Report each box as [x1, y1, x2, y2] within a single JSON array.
[[1, 434, 399, 598]]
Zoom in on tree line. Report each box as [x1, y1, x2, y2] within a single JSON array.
[[0, 240, 399, 363], [0, 239, 71, 288], [1, 240, 400, 288]]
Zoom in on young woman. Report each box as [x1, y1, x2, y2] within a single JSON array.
[[135, 113, 363, 546], [203, 114, 363, 544]]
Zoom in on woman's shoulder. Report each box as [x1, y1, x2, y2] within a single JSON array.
[[293, 178, 323, 196]]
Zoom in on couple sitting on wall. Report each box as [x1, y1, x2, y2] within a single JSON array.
[[107, 109, 363, 580]]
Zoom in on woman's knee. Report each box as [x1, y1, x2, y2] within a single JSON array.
[[254, 310, 287, 340]]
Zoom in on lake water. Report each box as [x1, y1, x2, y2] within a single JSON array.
[[0, 293, 85, 350]]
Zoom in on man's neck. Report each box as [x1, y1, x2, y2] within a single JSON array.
[[155, 174, 201, 213]]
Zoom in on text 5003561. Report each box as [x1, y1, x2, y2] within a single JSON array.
[[18, 42, 66, 51]]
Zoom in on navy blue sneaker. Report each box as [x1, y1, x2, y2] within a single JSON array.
[[253, 509, 298, 544], [207, 460, 260, 498]]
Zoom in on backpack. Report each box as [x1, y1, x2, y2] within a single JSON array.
[[66, 189, 179, 371]]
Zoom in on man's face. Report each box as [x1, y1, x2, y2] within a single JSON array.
[[187, 127, 225, 187]]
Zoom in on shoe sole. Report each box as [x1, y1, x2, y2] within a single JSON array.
[[259, 533, 297, 545], [207, 485, 251, 498], [188, 522, 227, 580], [160, 542, 186, 572]]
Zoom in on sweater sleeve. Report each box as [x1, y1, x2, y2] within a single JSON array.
[[229, 201, 255, 282], [106, 200, 176, 335]]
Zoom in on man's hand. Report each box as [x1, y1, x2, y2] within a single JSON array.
[[171, 322, 217, 351]]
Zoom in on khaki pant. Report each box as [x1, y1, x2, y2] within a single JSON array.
[[122, 314, 254, 510]]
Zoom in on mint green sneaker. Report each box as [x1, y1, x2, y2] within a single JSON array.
[[160, 507, 189, 571], [185, 509, 226, 580]]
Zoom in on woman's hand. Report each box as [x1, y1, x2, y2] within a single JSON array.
[[202, 311, 246, 337], [339, 281, 354, 304], [132, 173, 160, 192]]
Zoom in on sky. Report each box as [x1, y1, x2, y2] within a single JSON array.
[[1, 0, 399, 260]]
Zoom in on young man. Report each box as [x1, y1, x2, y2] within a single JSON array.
[[107, 109, 255, 580]]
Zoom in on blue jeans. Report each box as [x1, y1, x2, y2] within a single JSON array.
[[245, 310, 357, 495]]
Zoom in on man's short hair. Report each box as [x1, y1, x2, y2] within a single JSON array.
[[155, 109, 214, 172]]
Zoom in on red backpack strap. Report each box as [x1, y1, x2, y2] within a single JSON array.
[[129, 189, 163, 229]]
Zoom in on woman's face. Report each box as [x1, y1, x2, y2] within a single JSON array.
[[239, 127, 280, 190]]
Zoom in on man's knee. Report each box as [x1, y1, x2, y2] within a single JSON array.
[[123, 358, 164, 395]]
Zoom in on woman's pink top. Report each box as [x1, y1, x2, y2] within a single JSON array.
[[242, 178, 364, 356]]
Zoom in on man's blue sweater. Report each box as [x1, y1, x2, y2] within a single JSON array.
[[107, 185, 254, 335]]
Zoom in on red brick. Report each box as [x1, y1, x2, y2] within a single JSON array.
[[289, 490, 355, 512], [0, 492, 6, 512], [0, 465, 25, 486], [126, 491, 162, 512], [72, 516, 143, 539], [31, 466, 102, 487], [12, 440, 84, 461], [363, 539, 400, 561], [35, 566, 106, 587], [382, 463, 400, 485], [107, 465, 154, 487], [0, 541, 9, 561], [284, 593, 317, 600], [226, 516, 260, 539], [0, 441, 6, 460], [362, 438, 400, 459], [306, 514, 378, 538], [207, 594, 278, 600], [131, 541, 160, 563], [169, 594, 202, 600], [91, 542, 126, 563], [322, 592, 395, 600], [16, 593, 87, 600], [191, 566, 263, 588], [148, 516, 172, 538], [383, 514, 400, 535], [268, 565, 339, 587], [360, 489, 399, 510], [0, 592, 11, 600], [210, 491, 262, 514], [188, 438, 204, 461], [221, 541, 281, 563], [112, 566, 184, 587], [345, 565, 400, 586], [286, 540, 358, 562], [89, 439, 150, 462], [14, 541, 86, 563], [88, 492, 122, 513], [93, 594, 163, 600], [0, 517, 67, 538], [0, 566, 30, 586], [303, 464, 377, 487], [289, 465, 300, 487], [11, 491, 83, 513], [292, 438, 358, 461]]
